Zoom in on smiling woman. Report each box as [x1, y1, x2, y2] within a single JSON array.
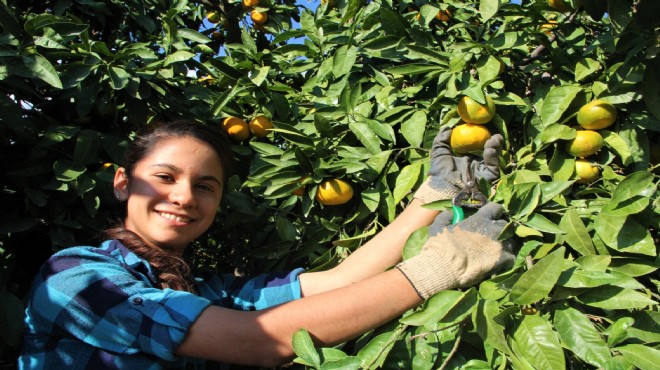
[[18, 121, 513, 369]]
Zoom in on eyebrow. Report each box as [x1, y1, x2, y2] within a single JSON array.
[[150, 163, 223, 185]]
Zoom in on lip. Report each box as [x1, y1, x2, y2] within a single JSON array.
[[155, 210, 196, 224]]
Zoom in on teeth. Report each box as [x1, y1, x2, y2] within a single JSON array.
[[158, 212, 192, 223]]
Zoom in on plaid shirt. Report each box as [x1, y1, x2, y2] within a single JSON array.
[[18, 239, 303, 369]]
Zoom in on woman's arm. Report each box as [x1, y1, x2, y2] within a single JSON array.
[[298, 198, 439, 296], [176, 268, 421, 368], [176, 203, 513, 368]]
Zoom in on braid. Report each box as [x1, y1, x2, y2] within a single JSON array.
[[103, 224, 197, 293]]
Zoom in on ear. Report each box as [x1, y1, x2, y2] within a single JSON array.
[[113, 167, 129, 201]]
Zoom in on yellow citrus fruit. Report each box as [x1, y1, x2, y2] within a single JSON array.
[[242, 0, 259, 8], [435, 9, 452, 21], [575, 159, 600, 184], [207, 11, 221, 23], [315, 178, 354, 205], [249, 115, 273, 137], [250, 10, 268, 24], [548, 0, 570, 12], [540, 20, 557, 35], [577, 99, 617, 130], [457, 95, 496, 124], [450, 123, 492, 154], [565, 130, 604, 158], [222, 116, 250, 141]]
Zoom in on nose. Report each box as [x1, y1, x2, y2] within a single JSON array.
[[170, 181, 196, 208]]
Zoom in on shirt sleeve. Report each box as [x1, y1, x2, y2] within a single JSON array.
[[198, 268, 304, 311], [26, 247, 211, 362]]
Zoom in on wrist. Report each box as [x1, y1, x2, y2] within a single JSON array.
[[413, 177, 459, 204]]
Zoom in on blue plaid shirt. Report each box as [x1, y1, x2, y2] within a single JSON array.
[[18, 239, 303, 369]]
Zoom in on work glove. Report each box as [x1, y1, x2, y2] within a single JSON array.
[[414, 127, 504, 204], [396, 202, 515, 299]]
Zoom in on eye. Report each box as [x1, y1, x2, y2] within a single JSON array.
[[196, 183, 215, 192], [154, 173, 175, 182]]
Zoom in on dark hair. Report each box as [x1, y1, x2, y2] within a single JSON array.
[[103, 120, 234, 292]]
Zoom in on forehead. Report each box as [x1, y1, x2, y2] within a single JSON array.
[[139, 135, 224, 176]]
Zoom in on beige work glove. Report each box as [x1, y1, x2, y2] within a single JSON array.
[[414, 127, 503, 204], [396, 202, 514, 299]]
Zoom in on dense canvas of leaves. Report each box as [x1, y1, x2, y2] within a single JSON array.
[[1, 0, 658, 368]]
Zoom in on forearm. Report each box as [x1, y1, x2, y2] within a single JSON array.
[[299, 198, 438, 296], [176, 268, 421, 367]]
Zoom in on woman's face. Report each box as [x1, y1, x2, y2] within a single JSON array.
[[114, 136, 225, 255]]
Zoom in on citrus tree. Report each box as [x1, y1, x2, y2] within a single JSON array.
[[1, 0, 658, 369]]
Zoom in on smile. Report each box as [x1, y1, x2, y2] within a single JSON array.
[[157, 211, 193, 223]]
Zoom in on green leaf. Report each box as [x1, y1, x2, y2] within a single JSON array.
[[292, 329, 321, 367], [578, 285, 657, 309], [357, 327, 401, 369], [616, 344, 660, 370], [401, 111, 426, 148], [379, 8, 407, 37], [177, 28, 211, 44], [163, 50, 195, 66], [523, 213, 564, 234], [349, 121, 382, 154], [603, 171, 655, 215], [554, 305, 611, 368], [401, 290, 465, 326], [109, 66, 130, 90], [575, 58, 601, 82], [393, 162, 422, 204], [510, 247, 566, 305], [401, 227, 428, 261], [508, 182, 541, 220], [601, 130, 632, 166], [559, 208, 596, 256], [540, 85, 581, 126], [474, 299, 512, 355], [22, 53, 62, 88], [333, 45, 358, 78], [53, 160, 86, 181], [479, 0, 500, 22], [594, 214, 656, 256], [538, 124, 575, 147], [511, 314, 565, 370]]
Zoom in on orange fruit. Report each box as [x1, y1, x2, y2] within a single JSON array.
[[242, 0, 259, 8], [548, 0, 570, 12], [206, 11, 221, 23], [315, 179, 354, 205], [457, 95, 496, 124], [450, 123, 492, 154], [565, 130, 604, 158], [292, 176, 308, 196], [575, 159, 600, 184], [222, 116, 250, 141], [250, 10, 268, 24], [540, 20, 557, 35], [577, 100, 617, 130], [435, 9, 452, 22], [249, 115, 273, 137]]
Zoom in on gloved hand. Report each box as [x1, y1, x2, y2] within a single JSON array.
[[414, 127, 503, 204], [396, 202, 514, 299]]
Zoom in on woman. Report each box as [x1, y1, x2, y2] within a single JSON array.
[[19, 120, 512, 369]]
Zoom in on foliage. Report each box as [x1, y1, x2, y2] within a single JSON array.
[[1, 0, 659, 368]]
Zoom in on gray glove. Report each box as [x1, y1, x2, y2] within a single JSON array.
[[414, 128, 503, 204], [396, 202, 514, 299]]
